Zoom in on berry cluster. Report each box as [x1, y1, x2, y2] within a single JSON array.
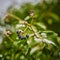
[[17, 30, 29, 40]]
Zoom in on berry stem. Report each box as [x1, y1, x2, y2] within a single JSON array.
[[23, 26, 28, 33], [4, 33, 14, 42]]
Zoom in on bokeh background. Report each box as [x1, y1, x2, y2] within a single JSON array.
[[0, 0, 60, 60]]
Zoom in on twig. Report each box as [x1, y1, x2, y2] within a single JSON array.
[[5, 13, 39, 38], [7, 13, 21, 20], [4, 33, 14, 42]]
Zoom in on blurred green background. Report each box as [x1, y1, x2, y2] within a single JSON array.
[[0, 0, 60, 60]]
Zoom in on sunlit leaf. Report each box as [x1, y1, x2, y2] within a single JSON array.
[[36, 23, 46, 30], [24, 16, 30, 21]]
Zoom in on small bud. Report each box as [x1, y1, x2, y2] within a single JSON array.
[[6, 29, 12, 35], [30, 10, 34, 16]]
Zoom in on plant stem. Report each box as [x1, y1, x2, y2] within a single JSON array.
[[7, 13, 21, 21], [11, 52, 15, 60], [23, 26, 28, 33], [4, 33, 14, 42]]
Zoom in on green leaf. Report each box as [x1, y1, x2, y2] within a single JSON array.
[[36, 23, 46, 30], [49, 13, 59, 21], [24, 16, 30, 21], [43, 39, 56, 46]]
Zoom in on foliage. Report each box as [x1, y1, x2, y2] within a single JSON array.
[[0, 0, 60, 60]]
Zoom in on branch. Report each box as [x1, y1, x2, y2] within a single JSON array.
[[5, 13, 39, 38]]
